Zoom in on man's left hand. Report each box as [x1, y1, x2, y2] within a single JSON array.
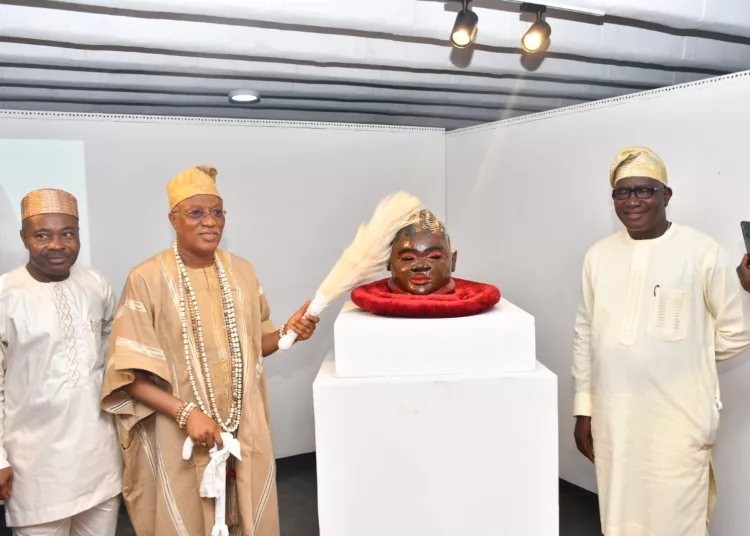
[[737, 254, 750, 293], [284, 299, 320, 342]]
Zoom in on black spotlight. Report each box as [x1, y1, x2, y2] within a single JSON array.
[[521, 3, 551, 53], [450, 0, 478, 49]]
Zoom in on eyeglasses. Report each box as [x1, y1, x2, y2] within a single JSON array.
[[612, 186, 666, 200], [172, 209, 227, 220]]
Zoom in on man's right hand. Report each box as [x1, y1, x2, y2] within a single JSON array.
[[186, 410, 224, 450], [0, 467, 13, 500], [737, 254, 750, 293], [574, 416, 595, 463]]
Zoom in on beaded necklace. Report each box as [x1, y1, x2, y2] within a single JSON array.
[[174, 242, 243, 433]]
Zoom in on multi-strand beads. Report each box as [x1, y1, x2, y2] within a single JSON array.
[[174, 242, 244, 433], [175, 401, 197, 430]]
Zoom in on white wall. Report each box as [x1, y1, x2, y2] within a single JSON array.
[[0, 111, 446, 458], [6, 71, 750, 532], [445, 72, 750, 535]]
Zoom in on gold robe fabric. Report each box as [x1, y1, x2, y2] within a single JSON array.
[[101, 249, 279, 536]]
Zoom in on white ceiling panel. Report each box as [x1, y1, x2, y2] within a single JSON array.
[[0, 0, 748, 129]]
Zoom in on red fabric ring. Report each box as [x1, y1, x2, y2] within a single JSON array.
[[350, 278, 501, 318]]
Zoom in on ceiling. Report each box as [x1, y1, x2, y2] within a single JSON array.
[[1, 0, 749, 130]]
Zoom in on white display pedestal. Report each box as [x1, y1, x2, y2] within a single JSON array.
[[313, 299, 559, 536], [334, 299, 536, 377]]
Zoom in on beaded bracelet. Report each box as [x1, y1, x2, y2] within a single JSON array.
[[174, 402, 186, 428], [180, 402, 196, 430], [175, 401, 197, 430]]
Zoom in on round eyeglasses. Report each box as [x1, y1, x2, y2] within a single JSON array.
[[172, 209, 227, 221]]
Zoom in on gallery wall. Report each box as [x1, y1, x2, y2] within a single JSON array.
[[4, 69, 750, 534], [445, 72, 750, 535], [0, 111, 446, 458]]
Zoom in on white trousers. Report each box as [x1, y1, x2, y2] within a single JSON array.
[[12, 496, 120, 536]]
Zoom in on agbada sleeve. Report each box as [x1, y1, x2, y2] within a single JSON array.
[[572, 250, 595, 417], [101, 269, 172, 439], [703, 245, 750, 361]]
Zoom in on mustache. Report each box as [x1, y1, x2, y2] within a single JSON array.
[[44, 251, 72, 258]]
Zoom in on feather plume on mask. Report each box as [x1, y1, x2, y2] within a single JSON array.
[[278, 191, 421, 350]]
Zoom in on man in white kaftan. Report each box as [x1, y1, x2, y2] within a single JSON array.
[[572, 147, 750, 536], [0, 189, 122, 535]]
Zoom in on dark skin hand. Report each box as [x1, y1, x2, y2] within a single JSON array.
[[262, 299, 320, 357], [20, 213, 81, 282], [0, 467, 13, 500], [574, 416, 594, 463], [124, 373, 225, 449], [612, 176, 672, 240], [737, 254, 750, 294], [387, 230, 457, 295]]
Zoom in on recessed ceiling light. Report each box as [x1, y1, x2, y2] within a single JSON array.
[[228, 89, 261, 104]]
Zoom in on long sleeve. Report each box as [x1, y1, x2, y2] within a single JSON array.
[[0, 338, 7, 470], [703, 245, 750, 361], [572, 251, 594, 417]]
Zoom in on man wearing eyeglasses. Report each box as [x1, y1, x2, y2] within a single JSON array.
[[101, 165, 319, 536], [571, 146, 750, 536]]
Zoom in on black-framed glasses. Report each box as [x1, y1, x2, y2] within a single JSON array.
[[172, 208, 227, 220], [612, 186, 666, 200]]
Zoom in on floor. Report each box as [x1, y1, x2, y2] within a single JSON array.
[[1, 453, 602, 535]]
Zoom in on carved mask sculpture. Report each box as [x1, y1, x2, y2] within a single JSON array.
[[351, 209, 500, 318], [387, 210, 457, 295]]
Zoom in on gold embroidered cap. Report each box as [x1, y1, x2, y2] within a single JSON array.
[[610, 146, 668, 187], [167, 165, 221, 210], [21, 188, 79, 220]]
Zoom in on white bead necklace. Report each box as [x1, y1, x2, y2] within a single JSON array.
[[174, 242, 244, 433]]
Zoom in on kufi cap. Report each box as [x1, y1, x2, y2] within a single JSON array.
[[167, 165, 221, 210], [21, 188, 78, 220], [610, 146, 668, 187]]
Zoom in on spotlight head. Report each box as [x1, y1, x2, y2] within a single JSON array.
[[450, 1, 478, 49], [228, 89, 260, 104], [521, 20, 551, 52]]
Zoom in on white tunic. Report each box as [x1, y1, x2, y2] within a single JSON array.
[[0, 264, 123, 527], [572, 223, 750, 536]]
